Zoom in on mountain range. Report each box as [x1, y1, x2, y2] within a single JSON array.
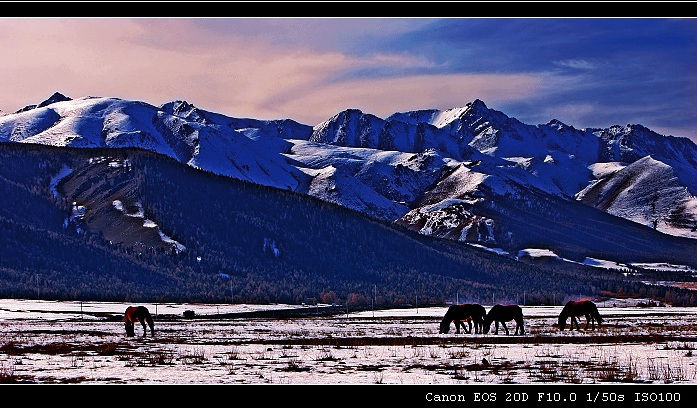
[[1, 92, 696, 306]]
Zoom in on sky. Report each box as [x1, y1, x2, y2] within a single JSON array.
[[1, 17, 696, 141]]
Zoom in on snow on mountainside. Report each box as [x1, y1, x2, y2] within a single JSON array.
[[287, 142, 447, 220], [593, 124, 697, 195], [311, 107, 468, 160], [2, 92, 697, 267], [395, 161, 516, 243], [576, 156, 697, 238], [0, 95, 314, 191]]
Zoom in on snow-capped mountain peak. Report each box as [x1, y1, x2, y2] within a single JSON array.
[[544, 118, 574, 132], [37, 92, 72, 108], [160, 100, 208, 123]]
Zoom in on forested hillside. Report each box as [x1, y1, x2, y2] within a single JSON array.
[[1, 143, 695, 306]]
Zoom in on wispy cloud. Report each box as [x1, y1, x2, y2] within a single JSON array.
[[268, 73, 546, 123], [553, 59, 596, 70]]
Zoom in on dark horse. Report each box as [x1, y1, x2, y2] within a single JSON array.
[[483, 304, 525, 335], [124, 306, 155, 337], [439, 304, 487, 334], [558, 300, 603, 331]]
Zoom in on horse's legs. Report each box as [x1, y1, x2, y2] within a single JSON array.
[[501, 321, 509, 335], [455, 320, 471, 334], [515, 318, 525, 335], [139, 318, 148, 336]]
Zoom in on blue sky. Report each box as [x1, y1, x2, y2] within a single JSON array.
[[1, 18, 695, 141]]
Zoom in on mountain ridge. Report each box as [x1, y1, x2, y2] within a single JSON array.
[[2, 92, 697, 270]]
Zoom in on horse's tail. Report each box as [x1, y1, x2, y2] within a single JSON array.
[[475, 305, 486, 325], [476, 304, 486, 318]]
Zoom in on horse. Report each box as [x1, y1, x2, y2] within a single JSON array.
[[558, 300, 603, 331], [439, 303, 487, 334], [124, 306, 155, 337], [482, 304, 525, 335]]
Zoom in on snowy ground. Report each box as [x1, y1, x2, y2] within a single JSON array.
[[1, 298, 696, 386]]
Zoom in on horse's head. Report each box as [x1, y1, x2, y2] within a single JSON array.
[[558, 313, 567, 331], [125, 321, 135, 337], [439, 319, 451, 334], [482, 315, 492, 334]]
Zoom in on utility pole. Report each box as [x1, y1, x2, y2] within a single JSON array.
[[372, 284, 376, 317], [36, 274, 39, 300]]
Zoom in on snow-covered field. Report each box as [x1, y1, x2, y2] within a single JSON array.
[[1, 298, 696, 386]]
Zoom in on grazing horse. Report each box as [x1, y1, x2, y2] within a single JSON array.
[[558, 300, 603, 331], [439, 304, 487, 334], [124, 306, 155, 337], [483, 304, 525, 335]]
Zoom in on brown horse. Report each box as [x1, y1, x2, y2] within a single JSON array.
[[558, 300, 603, 331], [483, 304, 525, 335], [439, 304, 487, 334], [124, 306, 155, 337]]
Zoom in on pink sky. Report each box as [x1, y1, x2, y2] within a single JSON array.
[[0, 18, 571, 125]]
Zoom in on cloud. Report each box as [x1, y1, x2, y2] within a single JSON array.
[[265, 73, 546, 124], [553, 59, 596, 70]]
